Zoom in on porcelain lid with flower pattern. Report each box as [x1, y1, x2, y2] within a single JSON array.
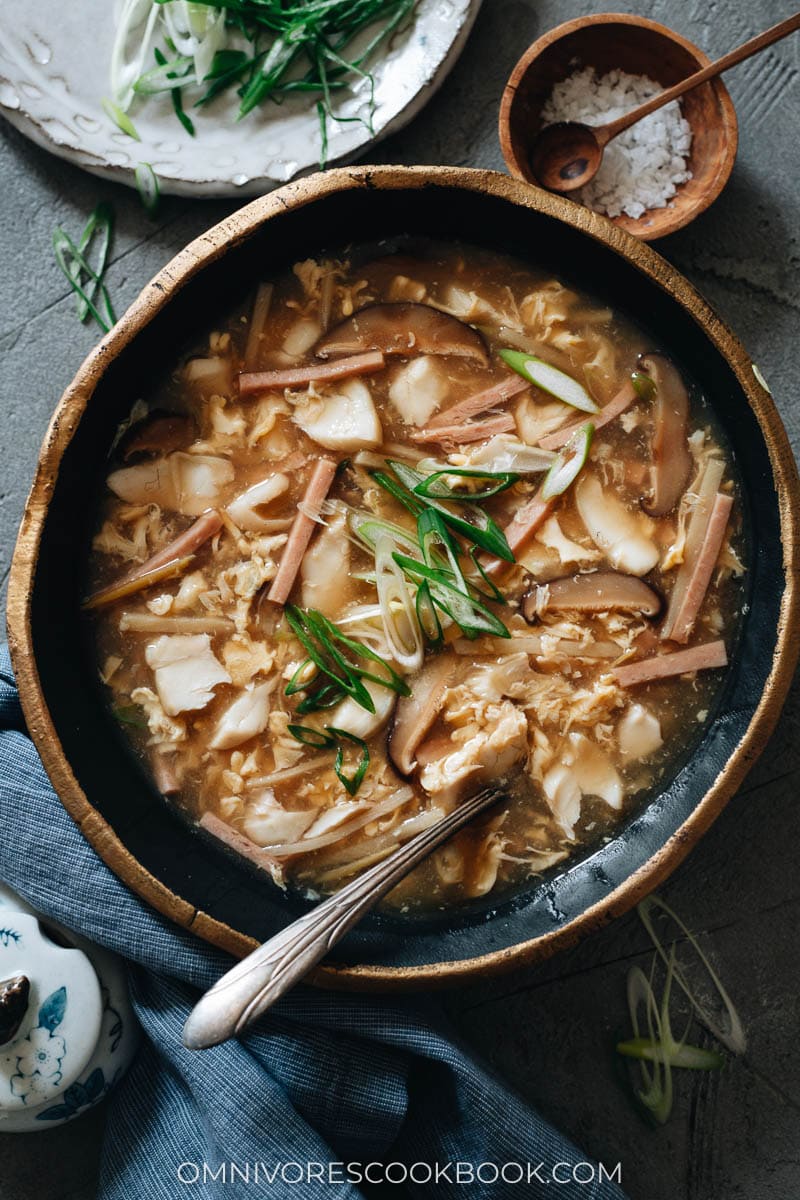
[[0, 913, 103, 1112]]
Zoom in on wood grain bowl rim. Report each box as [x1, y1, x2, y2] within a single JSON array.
[[498, 12, 740, 242], [7, 165, 799, 989]]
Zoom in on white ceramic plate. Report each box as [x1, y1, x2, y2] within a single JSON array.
[[0, 0, 481, 197]]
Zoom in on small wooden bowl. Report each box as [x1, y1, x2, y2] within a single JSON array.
[[499, 13, 739, 240]]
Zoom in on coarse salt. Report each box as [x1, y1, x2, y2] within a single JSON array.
[[540, 66, 693, 220]]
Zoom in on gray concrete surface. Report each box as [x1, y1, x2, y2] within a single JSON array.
[[1, 1, 799, 1197]]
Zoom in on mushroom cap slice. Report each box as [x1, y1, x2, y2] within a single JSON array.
[[523, 571, 662, 621], [315, 302, 488, 365], [389, 656, 453, 776], [640, 352, 693, 517]]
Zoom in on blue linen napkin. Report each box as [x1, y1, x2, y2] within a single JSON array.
[[0, 646, 626, 1200]]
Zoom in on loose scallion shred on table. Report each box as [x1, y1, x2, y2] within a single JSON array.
[[135, 162, 161, 216], [616, 894, 743, 1124], [112, 0, 419, 164], [52, 204, 117, 333]]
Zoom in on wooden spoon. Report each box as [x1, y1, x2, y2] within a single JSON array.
[[530, 11, 800, 193]]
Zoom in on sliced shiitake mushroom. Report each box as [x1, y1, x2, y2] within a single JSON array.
[[315, 302, 488, 365], [523, 571, 662, 622], [640, 353, 693, 517], [388, 657, 453, 776], [120, 412, 196, 460]]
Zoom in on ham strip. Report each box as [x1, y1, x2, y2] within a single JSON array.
[[613, 640, 727, 688], [409, 412, 515, 447], [427, 373, 529, 429], [663, 493, 733, 644], [199, 812, 281, 875], [538, 379, 637, 451], [239, 350, 385, 395], [84, 509, 222, 609], [661, 459, 725, 641], [267, 458, 337, 605], [483, 492, 557, 577]]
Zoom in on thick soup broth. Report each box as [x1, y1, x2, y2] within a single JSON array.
[[86, 240, 744, 910]]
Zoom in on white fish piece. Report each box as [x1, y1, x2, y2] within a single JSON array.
[[325, 680, 397, 741], [536, 515, 602, 565], [388, 356, 449, 426], [301, 513, 351, 616], [575, 473, 659, 576], [467, 434, 555, 474], [210, 682, 271, 751], [145, 633, 231, 716], [283, 318, 322, 357], [618, 704, 663, 763], [243, 790, 316, 846], [227, 474, 290, 532], [183, 355, 232, 398], [542, 765, 582, 838], [294, 379, 382, 451], [565, 731, 623, 810], [107, 452, 234, 516]]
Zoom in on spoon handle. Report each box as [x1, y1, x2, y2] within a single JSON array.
[[598, 10, 800, 145], [182, 784, 505, 1049]]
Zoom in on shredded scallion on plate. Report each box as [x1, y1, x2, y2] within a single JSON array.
[[110, 0, 419, 165]]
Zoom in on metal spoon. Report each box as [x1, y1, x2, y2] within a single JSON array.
[[530, 11, 800, 194], [183, 784, 505, 1049]]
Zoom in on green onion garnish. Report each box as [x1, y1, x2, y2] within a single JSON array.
[[287, 724, 337, 749], [112, 703, 147, 728], [52, 203, 116, 334], [631, 370, 656, 400], [540, 423, 594, 501], [499, 349, 599, 414], [134, 163, 161, 217], [327, 727, 370, 796], [413, 467, 520, 501], [284, 606, 409, 717], [102, 98, 141, 140]]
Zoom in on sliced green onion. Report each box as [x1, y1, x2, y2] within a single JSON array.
[[102, 98, 141, 140], [112, 703, 147, 728], [415, 582, 443, 648], [287, 724, 337, 749], [353, 517, 419, 556], [383, 462, 514, 562], [499, 349, 599, 414], [326, 727, 370, 796], [540, 423, 594, 501], [393, 553, 510, 639], [134, 163, 161, 217], [374, 535, 424, 672], [134, 54, 195, 96], [631, 370, 656, 400], [150, 48, 196, 136], [638, 895, 746, 1055], [413, 468, 520, 501], [53, 207, 117, 334], [617, 1038, 724, 1070]]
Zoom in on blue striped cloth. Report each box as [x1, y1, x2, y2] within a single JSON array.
[[0, 646, 626, 1199]]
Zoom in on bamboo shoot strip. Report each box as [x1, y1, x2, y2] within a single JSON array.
[[660, 459, 726, 641], [244, 283, 274, 370], [84, 509, 223, 608], [613, 641, 727, 688], [427, 373, 529, 428], [409, 413, 515, 446], [538, 379, 638, 451], [268, 459, 337, 605], [239, 351, 385, 394], [664, 493, 734, 644]]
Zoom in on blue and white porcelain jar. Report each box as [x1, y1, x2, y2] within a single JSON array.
[[0, 883, 137, 1132]]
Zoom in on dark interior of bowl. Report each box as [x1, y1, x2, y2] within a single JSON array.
[[29, 183, 783, 971]]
